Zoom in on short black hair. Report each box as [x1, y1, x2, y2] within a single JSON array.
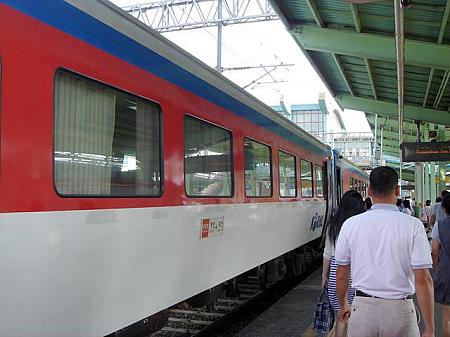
[[442, 194, 450, 214], [442, 190, 450, 198], [369, 166, 398, 197], [426, 200, 431, 206], [403, 199, 411, 209]]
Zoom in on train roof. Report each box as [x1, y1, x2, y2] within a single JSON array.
[[5, 0, 331, 157]]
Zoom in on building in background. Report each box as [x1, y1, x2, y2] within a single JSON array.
[[273, 95, 374, 169], [273, 94, 328, 143], [330, 132, 375, 169]]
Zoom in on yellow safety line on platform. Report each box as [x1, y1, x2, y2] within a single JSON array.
[[302, 324, 314, 337]]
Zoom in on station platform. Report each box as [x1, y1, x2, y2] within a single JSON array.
[[233, 268, 322, 337], [233, 267, 442, 337]]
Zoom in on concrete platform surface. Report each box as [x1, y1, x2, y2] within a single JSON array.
[[233, 267, 442, 337]]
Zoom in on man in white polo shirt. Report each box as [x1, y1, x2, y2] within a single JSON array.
[[335, 166, 434, 337]]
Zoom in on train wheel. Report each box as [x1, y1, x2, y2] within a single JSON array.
[[257, 264, 267, 289]]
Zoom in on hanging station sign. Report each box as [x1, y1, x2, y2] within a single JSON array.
[[401, 142, 450, 162]]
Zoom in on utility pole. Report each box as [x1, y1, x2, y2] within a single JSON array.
[[217, 0, 223, 72]]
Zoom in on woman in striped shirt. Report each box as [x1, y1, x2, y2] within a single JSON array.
[[322, 190, 365, 337]]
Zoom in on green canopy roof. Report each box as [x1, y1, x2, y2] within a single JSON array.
[[270, 0, 450, 158]]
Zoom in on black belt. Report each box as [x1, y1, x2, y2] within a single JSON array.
[[356, 290, 413, 300]]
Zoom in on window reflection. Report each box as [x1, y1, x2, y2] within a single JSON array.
[[54, 71, 161, 196], [184, 116, 233, 197], [244, 139, 272, 197], [301, 159, 313, 197], [279, 151, 296, 197]]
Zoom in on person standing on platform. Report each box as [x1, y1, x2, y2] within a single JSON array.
[[430, 190, 449, 227], [364, 197, 372, 210], [431, 194, 450, 337], [335, 166, 435, 337], [322, 190, 365, 337], [420, 200, 432, 230], [403, 199, 413, 216], [397, 198, 404, 212]]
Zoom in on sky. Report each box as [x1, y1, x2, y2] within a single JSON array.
[[109, 0, 372, 134]]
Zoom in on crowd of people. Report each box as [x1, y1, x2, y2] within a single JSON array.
[[320, 166, 449, 337]]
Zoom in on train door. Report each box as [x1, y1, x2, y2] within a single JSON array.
[[336, 166, 342, 205], [324, 160, 333, 226]]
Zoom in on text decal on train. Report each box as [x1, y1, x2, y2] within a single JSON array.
[[310, 213, 324, 232], [200, 217, 225, 239]]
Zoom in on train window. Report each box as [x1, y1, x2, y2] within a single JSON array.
[[315, 166, 323, 197], [300, 159, 313, 197], [54, 71, 161, 196], [244, 138, 272, 197], [278, 151, 296, 198], [184, 116, 233, 197]]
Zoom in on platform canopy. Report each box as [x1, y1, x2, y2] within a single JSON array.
[[269, 0, 450, 158]]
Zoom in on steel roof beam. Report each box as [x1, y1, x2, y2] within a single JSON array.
[[349, 3, 377, 100], [382, 150, 400, 158], [381, 127, 418, 135], [423, 69, 435, 107], [423, 0, 450, 107], [365, 59, 377, 100], [305, 0, 323, 27], [380, 139, 402, 148], [366, 115, 418, 132], [123, 0, 277, 32], [292, 25, 450, 70], [337, 94, 450, 125], [331, 54, 354, 96], [366, 114, 416, 128], [368, 127, 417, 142], [383, 144, 401, 153], [303, 0, 354, 96]]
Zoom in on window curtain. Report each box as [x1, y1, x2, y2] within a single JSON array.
[[54, 72, 116, 195], [136, 99, 159, 195]]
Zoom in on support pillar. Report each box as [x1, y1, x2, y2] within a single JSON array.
[[415, 163, 423, 211], [430, 163, 437, 201], [414, 120, 422, 211], [424, 163, 431, 202], [426, 124, 437, 201], [423, 126, 430, 202], [438, 125, 447, 193], [216, 0, 223, 72]]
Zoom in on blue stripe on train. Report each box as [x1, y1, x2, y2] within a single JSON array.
[[2, 0, 329, 156]]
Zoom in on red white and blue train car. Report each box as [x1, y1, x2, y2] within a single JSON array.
[[0, 1, 367, 336]]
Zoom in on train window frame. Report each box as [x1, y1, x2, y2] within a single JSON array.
[[52, 68, 163, 198], [184, 115, 234, 198], [300, 159, 314, 198], [278, 150, 297, 198], [244, 137, 273, 198], [315, 165, 324, 198]]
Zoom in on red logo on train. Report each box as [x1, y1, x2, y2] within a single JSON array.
[[201, 219, 210, 238]]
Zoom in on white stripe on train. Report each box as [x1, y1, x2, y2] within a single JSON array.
[[1, 201, 325, 337]]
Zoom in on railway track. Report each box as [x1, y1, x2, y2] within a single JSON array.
[[152, 247, 321, 337]]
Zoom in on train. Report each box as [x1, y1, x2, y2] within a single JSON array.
[[0, 1, 368, 336]]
